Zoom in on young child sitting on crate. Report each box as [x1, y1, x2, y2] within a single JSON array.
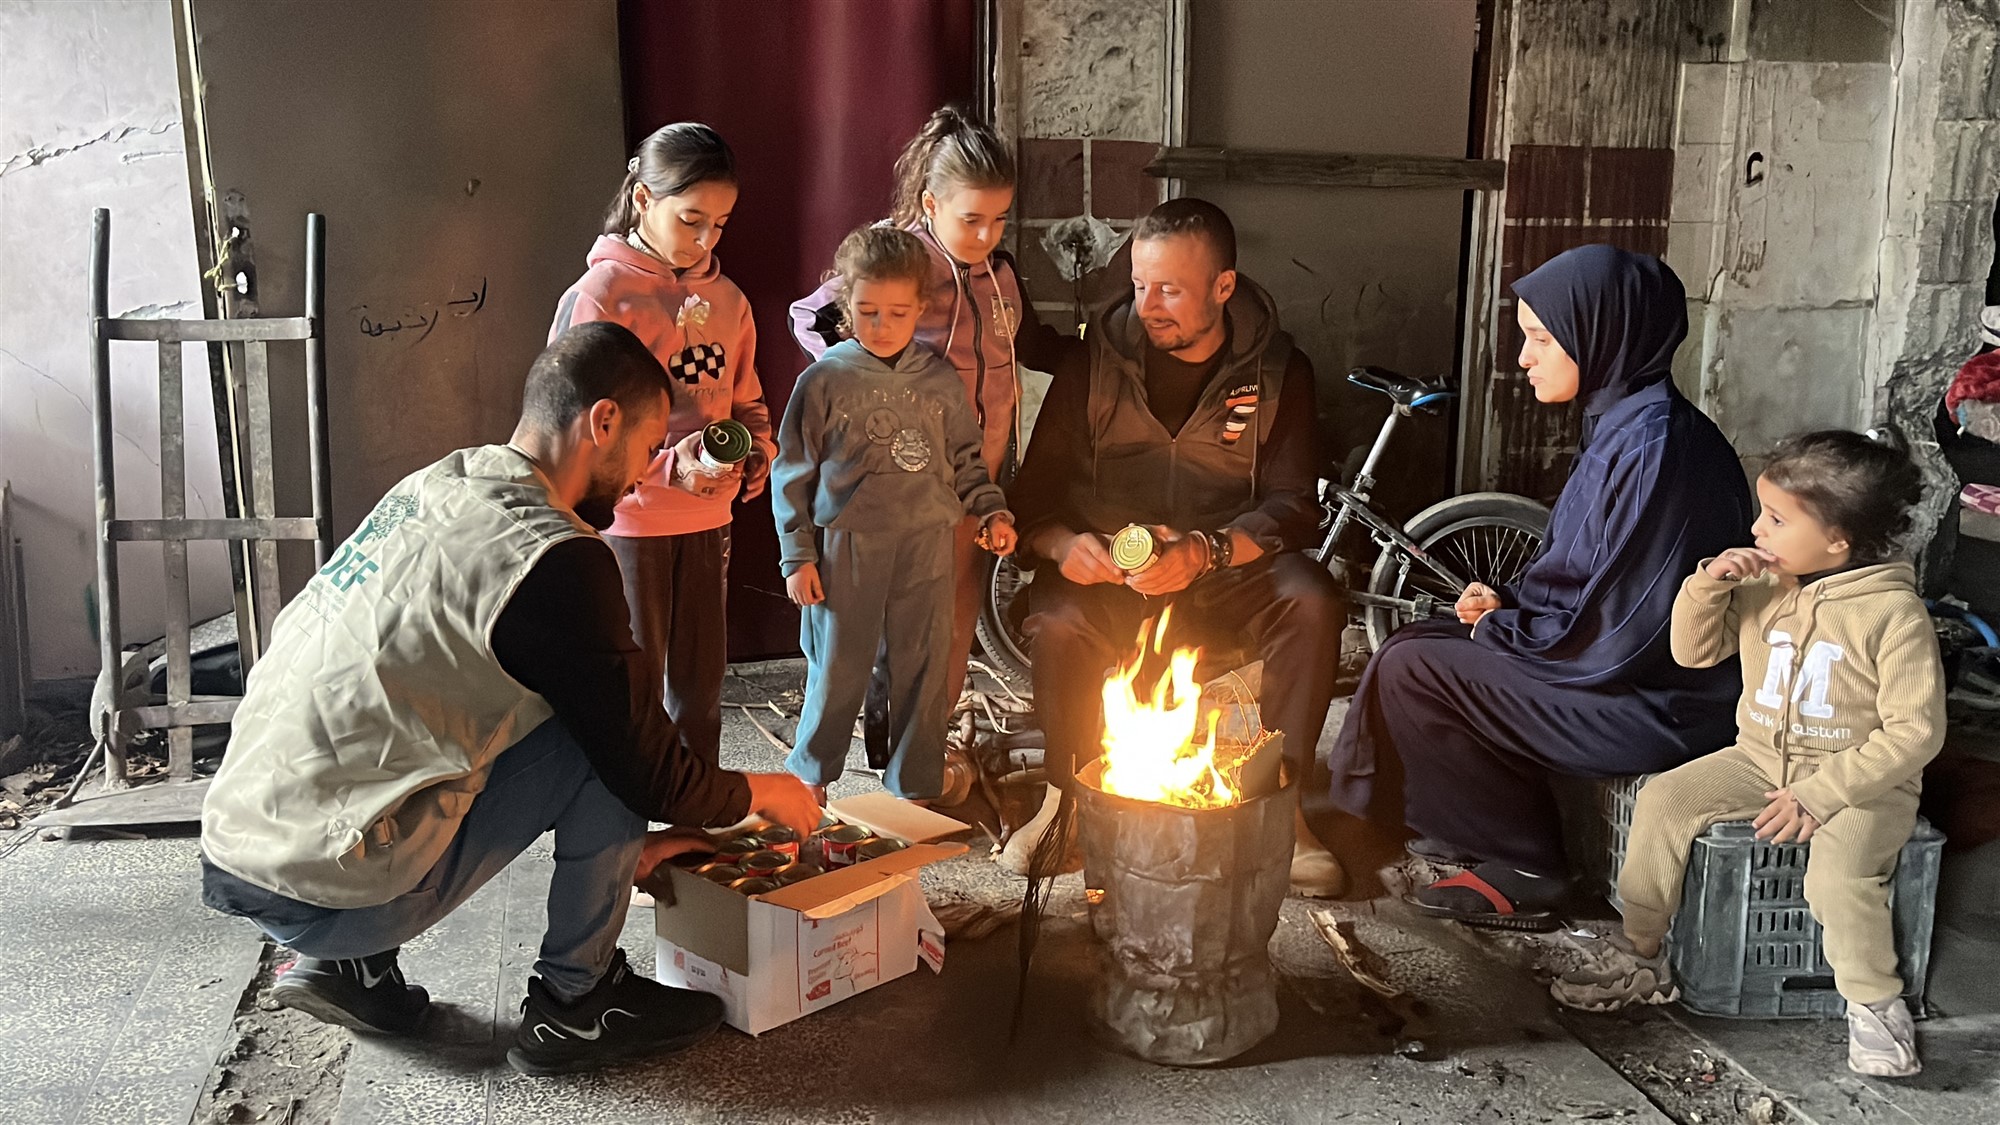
[[1551, 430, 1945, 1078], [771, 225, 1017, 802]]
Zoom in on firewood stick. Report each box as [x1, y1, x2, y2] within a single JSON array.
[[737, 705, 793, 753]]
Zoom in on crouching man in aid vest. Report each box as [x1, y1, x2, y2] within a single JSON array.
[[198, 322, 821, 1077]]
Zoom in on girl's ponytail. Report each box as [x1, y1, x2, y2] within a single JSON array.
[[889, 105, 1015, 227], [603, 123, 737, 235]]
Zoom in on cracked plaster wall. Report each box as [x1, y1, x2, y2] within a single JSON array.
[[1664, 0, 2000, 561], [1669, 60, 1895, 464], [0, 0, 233, 680]]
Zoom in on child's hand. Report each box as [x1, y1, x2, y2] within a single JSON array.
[[786, 563, 825, 606], [1706, 548, 1779, 582], [739, 450, 771, 501], [1753, 787, 1820, 844], [981, 515, 1018, 557]]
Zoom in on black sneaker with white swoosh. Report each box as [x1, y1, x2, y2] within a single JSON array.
[[507, 948, 725, 1076], [268, 948, 430, 1036]]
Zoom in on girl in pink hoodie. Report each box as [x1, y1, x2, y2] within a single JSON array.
[[552, 122, 776, 767], [791, 106, 1074, 729]]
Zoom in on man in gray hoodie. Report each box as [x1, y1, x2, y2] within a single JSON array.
[[1004, 198, 1346, 894]]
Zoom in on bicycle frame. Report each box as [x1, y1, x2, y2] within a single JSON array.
[[1312, 404, 1471, 618]]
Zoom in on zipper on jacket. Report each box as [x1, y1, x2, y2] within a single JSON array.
[[962, 262, 988, 431]]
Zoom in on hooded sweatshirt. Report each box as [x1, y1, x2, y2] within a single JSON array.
[[1671, 560, 1945, 821], [790, 223, 1069, 476], [551, 235, 776, 537], [770, 339, 1008, 576], [1007, 272, 1322, 557], [1475, 245, 1753, 719]]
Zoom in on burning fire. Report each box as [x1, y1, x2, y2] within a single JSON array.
[[1097, 611, 1242, 809]]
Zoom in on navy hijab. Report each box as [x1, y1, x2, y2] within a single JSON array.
[[1514, 243, 1686, 435], [1474, 245, 1751, 699]]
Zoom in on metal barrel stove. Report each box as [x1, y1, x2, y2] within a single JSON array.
[[1072, 738, 1294, 1066]]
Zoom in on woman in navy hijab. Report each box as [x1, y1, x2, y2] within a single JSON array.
[[1322, 244, 1751, 929]]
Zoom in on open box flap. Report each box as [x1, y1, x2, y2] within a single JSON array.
[[757, 841, 966, 917], [825, 792, 971, 843]]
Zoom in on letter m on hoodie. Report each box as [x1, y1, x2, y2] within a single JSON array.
[[1754, 630, 1845, 720]]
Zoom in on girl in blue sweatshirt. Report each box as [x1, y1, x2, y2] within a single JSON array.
[[772, 226, 1018, 800]]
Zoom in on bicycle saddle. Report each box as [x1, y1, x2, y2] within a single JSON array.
[[1346, 366, 1455, 410]]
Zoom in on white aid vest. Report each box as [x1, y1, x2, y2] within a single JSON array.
[[202, 445, 591, 908]]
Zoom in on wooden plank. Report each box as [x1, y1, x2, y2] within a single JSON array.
[[1144, 146, 1507, 191], [1504, 0, 1722, 149], [107, 517, 319, 542], [158, 342, 195, 782], [125, 700, 240, 728], [0, 483, 25, 738], [32, 776, 211, 828], [97, 316, 313, 342], [90, 210, 129, 789], [243, 341, 283, 659]]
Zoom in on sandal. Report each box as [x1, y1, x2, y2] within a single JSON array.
[[1406, 863, 1562, 932]]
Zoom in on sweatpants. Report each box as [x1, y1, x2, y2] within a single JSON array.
[[1022, 552, 1344, 786], [1327, 619, 1737, 877], [607, 527, 729, 766], [860, 513, 987, 768], [1620, 744, 1918, 1005], [789, 526, 956, 798]]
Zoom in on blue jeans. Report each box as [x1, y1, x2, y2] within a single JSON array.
[[256, 718, 646, 1000]]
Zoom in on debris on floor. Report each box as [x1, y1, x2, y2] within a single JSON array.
[[1311, 909, 1402, 998], [193, 943, 349, 1125], [927, 887, 1023, 942]]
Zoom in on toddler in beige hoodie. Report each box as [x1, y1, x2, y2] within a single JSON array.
[[1552, 430, 1943, 1079]]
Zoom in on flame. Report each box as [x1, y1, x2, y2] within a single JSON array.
[[1097, 610, 1241, 809]]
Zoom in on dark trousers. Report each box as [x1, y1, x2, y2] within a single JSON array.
[[1327, 619, 1734, 877], [606, 527, 729, 766], [1022, 552, 1344, 784]]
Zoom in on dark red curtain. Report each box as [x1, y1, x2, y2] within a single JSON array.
[[618, 0, 979, 659]]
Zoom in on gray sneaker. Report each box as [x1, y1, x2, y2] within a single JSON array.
[[1549, 932, 1679, 1012], [1847, 997, 1921, 1078]]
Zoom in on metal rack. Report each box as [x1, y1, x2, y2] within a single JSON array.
[[43, 208, 330, 827]]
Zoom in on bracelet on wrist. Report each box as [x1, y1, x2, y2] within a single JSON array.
[[1206, 528, 1235, 571]]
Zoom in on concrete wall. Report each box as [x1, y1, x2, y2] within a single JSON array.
[[0, 0, 233, 679], [183, 0, 628, 593], [1184, 0, 1477, 516], [1872, 0, 2000, 557], [1670, 60, 1894, 468]]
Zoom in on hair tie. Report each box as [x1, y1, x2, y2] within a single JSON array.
[[627, 157, 639, 174]]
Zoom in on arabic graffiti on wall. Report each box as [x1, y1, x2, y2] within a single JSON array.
[[352, 278, 488, 341]]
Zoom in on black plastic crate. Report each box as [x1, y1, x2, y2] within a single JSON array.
[[1670, 819, 1943, 1018], [1569, 774, 1944, 1018]]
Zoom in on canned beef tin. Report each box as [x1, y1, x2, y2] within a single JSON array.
[[817, 824, 873, 868], [855, 837, 910, 864], [697, 862, 744, 884], [754, 825, 801, 860], [1110, 524, 1160, 574], [740, 850, 791, 879], [716, 836, 762, 858], [775, 863, 823, 886], [727, 876, 780, 895]]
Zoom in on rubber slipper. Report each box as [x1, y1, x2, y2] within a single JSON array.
[[1406, 867, 1561, 932]]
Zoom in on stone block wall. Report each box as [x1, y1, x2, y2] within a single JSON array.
[[997, 0, 1172, 333], [1874, 0, 2000, 564]]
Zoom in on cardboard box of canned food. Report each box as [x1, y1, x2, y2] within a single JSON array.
[[648, 793, 968, 1035]]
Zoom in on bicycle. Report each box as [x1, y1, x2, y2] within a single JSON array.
[[973, 366, 1550, 686]]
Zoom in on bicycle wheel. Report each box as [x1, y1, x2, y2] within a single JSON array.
[[1363, 491, 1548, 651], [974, 552, 1035, 688]]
